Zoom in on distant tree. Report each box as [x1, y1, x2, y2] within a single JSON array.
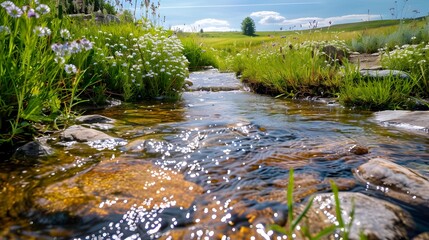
[[241, 17, 256, 36], [103, 2, 117, 15], [200, 28, 204, 33]]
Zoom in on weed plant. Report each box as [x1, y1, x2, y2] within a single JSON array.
[[350, 17, 429, 53], [269, 169, 361, 240]]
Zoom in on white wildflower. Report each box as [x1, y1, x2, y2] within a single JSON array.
[[64, 64, 77, 74]]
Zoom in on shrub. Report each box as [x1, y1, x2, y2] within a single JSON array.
[[75, 23, 189, 102]]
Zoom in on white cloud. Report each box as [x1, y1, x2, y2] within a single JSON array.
[[250, 11, 381, 29], [171, 18, 236, 32], [250, 11, 286, 25]]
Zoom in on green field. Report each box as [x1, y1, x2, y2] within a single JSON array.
[[178, 17, 428, 50]]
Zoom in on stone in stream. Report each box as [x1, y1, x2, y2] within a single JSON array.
[[75, 114, 115, 124], [295, 192, 414, 240], [34, 158, 203, 218], [159, 174, 355, 240], [60, 125, 115, 142], [374, 110, 429, 133], [414, 233, 429, 240], [13, 139, 53, 160], [354, 157, 429, 205]]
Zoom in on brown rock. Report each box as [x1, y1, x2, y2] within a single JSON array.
[[348, 144, 369, 155], [35, 158, 203, 217], [414, 232, 429, 240]]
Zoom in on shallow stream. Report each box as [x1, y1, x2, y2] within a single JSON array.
[[1, 69, 428, 239]]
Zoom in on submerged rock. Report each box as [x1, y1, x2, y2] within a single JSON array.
[[34, 158, 203, 217], [13, 140, 53, 160], [355, 157, 429, 205], [297, 192, 414, 240], [76, 114, 115, 124], [60, 125, 115, 142]]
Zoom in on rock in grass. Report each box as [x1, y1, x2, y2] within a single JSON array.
[[359, 69, 410, 79], [355, 157, 429, 205], [298, 192, 413, 240]]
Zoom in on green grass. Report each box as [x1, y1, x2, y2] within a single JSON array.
[[0, 2, 189, 146], [177, 16, 429, 111]]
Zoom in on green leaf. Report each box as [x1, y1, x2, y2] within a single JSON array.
[[268, 224, 288, 235], [287, 168, 294, 233], [330, 180, 344, 228], [312, 225, 337, 240], [292, 196, 314, 230]]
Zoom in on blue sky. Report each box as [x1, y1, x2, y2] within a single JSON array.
[[130, 0, 429, 32]]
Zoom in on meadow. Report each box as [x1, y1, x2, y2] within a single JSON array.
[[178, 16, 429, 110]]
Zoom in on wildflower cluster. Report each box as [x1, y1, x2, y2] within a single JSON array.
[[88, 27, 188, 100], [381, 42, 429, 74], [51, 37, 94, 67], [1, 1, 49, 19]]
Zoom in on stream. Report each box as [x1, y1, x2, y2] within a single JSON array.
[[1, 69, 429, 239]]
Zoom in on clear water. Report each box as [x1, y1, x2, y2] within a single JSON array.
[[1, 70, 428, 239]]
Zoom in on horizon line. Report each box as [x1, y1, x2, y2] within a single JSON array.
[[160, 2, 322, 9]]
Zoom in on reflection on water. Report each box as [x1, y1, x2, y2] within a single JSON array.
[[0, 70, 429, 239]]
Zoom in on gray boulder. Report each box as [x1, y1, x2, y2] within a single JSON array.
[[75, 114, 115, 124], [355, 157, 429, 205], [297, 192, 414, 239], [359, 69, 410, 79], [14, 140, 53, 160], [60, 125, 115, 142], [374, 110, 429, 133]]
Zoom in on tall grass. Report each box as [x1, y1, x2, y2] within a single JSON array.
[[339, 65, 418, 110], [180, 35, 218, 70], [229, 41, 344, 97], [0, 1, 91, 144], [350, 17, 429, 53], [0, 1, 189, 146]]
